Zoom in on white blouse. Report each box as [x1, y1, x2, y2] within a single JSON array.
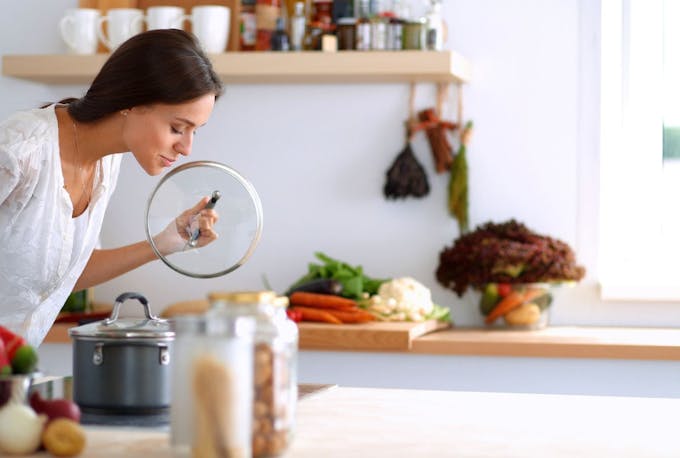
[[0, 105, 122, 347]]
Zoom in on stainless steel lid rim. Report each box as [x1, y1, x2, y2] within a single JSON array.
[[69, 333, 175, 341]]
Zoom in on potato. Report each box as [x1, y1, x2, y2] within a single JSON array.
[[42, 418, 86, 457], [503, 302, 542, 326]]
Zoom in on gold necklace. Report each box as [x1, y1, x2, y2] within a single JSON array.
[[71, 120, 93, 215]]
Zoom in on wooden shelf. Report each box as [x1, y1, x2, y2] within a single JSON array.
[[410, 326, 680, 361], [1, 50, 471, 85]]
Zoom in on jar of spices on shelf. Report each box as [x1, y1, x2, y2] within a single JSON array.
[[403, 18, 427, 50], [209, 291, 299, 458], [271, 17, 290, 50], [370, 14, 388, 50], [255, 0, 282, 51], [386, 16, 403, 50], [336, 17, 356, 50], [289, 1, 306, 51], [332, 0, 353, 24], [425, 0, 445, 50], [241, 0, 257, 51], [355, 0, 371, 50], [311, 0, 332, 29], [303, 21, 325, 50]]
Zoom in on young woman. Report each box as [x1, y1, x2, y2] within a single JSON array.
[[0, 29, 224, 346]]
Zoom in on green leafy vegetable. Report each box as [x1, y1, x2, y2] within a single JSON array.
[[426, 304, 452, 323], [288, 252, 389, 301]]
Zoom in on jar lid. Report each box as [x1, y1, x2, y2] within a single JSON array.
[[208, 290, 278, 304], [208, 290, 289, 310], [69, 292, 174, 341]]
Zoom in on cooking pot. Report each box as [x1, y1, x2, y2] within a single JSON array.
[[69, 292, 174, 414]]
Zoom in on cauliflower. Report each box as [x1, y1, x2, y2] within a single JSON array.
[[366, 277, 434, 322]]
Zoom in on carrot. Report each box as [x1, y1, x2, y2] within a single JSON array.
[[484, 287, 546, 325], [324, 308, 376, 324], [291, 306, 342, 324], [289, 292, 358, 311]]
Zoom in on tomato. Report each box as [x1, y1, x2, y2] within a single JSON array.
[[0, 326, 26, 361], [286, 308, 302, 323], [0, 339, 10, 375], [497, 283, 512, 298]]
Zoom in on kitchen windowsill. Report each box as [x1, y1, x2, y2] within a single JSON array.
[[44, 323, 680, 361]]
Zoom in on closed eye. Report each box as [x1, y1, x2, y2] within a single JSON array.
[[171, 126, 183, 135]]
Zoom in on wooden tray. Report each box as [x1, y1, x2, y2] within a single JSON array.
[[298, 320, 451, 352]]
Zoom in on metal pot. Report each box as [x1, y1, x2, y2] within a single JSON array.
[[69, 292, 174, 414]]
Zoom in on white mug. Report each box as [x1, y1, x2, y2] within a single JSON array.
[[144, 6, 185, 31], [184, 6, 230, 53], [97, 8, 144, 50], [59, 8, 101, 54]]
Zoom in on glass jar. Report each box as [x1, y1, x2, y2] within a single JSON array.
[[475, 283, 558, 330], [336, 17, 356, 50], [209, 291, 299, 458], [403, 18, 427, 50], [303, 22, 325, 50], [255, 0, 282, 51], [170, 313, 255, 457]]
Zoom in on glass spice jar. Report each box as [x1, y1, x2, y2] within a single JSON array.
[[303, 21, 325, 50], [336, 17, 356, 50], [402, 18, 427, 50], [255, 0, 282, 51], [209, 291, 298, 458]]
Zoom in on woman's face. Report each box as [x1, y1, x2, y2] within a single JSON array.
[[123, 94, 216, 175]]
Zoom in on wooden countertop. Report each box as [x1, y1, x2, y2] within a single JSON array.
[[411, 326, 680, 361], [44, 322, 680, 361], [23, 386, 680, 457]]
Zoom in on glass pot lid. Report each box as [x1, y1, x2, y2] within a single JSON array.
[[145, 161, 263, 278]]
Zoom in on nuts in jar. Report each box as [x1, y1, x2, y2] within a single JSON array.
[[209, 291, 298, 458]]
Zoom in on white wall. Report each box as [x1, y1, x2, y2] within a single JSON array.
[[3, 0, 680, 328]]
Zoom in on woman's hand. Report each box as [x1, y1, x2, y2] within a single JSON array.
[[152, 196, 220, 256]]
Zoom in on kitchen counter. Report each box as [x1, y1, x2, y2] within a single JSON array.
[[45, 322, 680, 360], [24, 385, 680, 457]]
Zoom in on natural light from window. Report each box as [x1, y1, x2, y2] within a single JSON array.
[[600, 0, 680, 300]]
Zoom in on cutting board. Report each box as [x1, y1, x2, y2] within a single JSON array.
[[24, 428, 170, 457], [298, 320, 451, 352]]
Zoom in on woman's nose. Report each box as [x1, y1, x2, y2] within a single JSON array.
[[176, 134, 193, 156]]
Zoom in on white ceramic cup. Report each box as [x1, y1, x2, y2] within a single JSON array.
[[97, 8, 144, 50], [144, 6, 185, 31], [59, 8, 101, 54], [184, 6, 230, 53]]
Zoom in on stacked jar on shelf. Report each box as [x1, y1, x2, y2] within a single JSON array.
[[241, 0, 446, 51]]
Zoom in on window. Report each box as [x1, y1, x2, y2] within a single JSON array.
[[599, 0, 680, 300]]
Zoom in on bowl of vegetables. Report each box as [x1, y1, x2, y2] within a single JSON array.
[[436, 220, 585, 329], [476, 282, 560, 329]]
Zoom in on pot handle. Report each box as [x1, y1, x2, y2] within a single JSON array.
[[103, 292, 164, 326]]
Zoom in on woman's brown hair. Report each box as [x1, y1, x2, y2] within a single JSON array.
[[62, 29, 223, 122]]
